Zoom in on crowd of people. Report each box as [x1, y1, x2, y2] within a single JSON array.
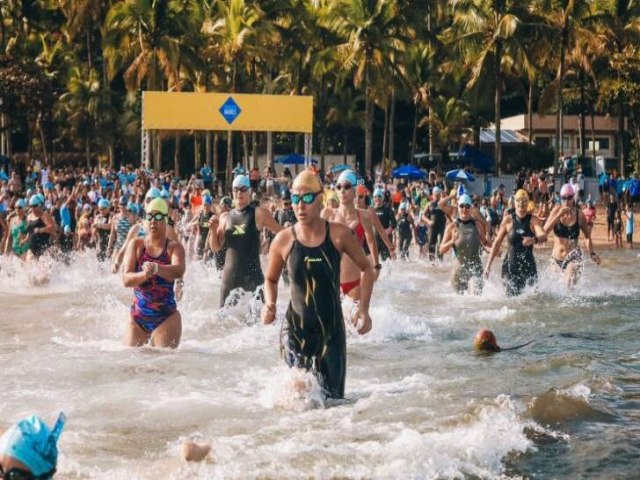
[[0, 158, 634, 475]]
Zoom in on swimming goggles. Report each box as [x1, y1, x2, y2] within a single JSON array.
[[291, 191, 322, 205]]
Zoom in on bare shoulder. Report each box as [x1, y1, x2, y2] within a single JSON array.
[[271, 226, 295, 256], [168, 238, 185, 254]]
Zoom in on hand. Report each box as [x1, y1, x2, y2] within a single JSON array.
[[390, 250, 397, 260], [521, 236, 536, 247], [174, 281, 184, 301], [261, 303, 276, 325], [591, 253, 601, 265], [483, 265, 491, 280], [354, 308, 372, 334], [142, 261, 156, 278], [111, 261, 120, 274], [557, 206, 571, 217]]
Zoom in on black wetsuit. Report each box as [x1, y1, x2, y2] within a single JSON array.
[[220, 205, 263, 307], [95, 213, 111, 262], [197, 211, 213, 260], [397, 212, 413, 259], [281, 223, 346, 399], [427, 200, 446, 259], [26, 217, 50, 258], [374, 205, 396, 260], [503, 213, 537, 296], [452, 218, 483, 293]]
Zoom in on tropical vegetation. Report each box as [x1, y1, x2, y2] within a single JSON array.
[[1, 0, 639, 178]]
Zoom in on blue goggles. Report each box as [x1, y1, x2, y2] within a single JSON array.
[[291, 191, 322, 205]]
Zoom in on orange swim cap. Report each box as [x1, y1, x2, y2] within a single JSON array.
[[473, 329, 500, 352]]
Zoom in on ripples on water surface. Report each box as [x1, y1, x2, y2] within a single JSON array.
[[1, 249, 640, 479]]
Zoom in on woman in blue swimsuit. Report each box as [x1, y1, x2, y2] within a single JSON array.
[[122, 198, 186, 348]]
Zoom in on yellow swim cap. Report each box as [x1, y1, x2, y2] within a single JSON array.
[[292, 167, 323, 192], [147, 197, 169, 216], [515, 189, 529, 201]]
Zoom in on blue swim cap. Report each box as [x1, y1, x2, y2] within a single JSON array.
[[98, 199, 110, 209], [337, 170, 357, 187], [373, 188, 385, 198], [29, 195, 43, 207], [458, 194, 472, 206], [145, 188, 161, 200], [127, 202, 139, 215], [118, 195, 128, 205], [432, 186, 442, 194], [16, 199, 27, 209], [0, 413, 65, 477], [203, 195, 212, 205], [160, 189, 170, 199], [232, 174, 251, 189]]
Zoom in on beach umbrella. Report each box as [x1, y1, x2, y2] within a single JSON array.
[[274, 153, 318, 165], [392, 165, 426, 180], [446, 168, 475, 182]]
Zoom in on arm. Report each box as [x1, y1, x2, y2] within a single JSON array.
[[578, 211, 601, 264], [37, 212, 57, 235], [438, 222, 457, 255], [154, 240, 186, 280], [484, 216, 511, 278], [522, 216, 548, 247], [107, 216, 117, 253], [122, 238, 149, 288], [333, 223, 374, 334], [368, 207, 394, 254], [438, 194, 456, 219], [361, 209, 379, 268], [261, 229, 292, 325], [257, 207, 283, 235], [207, 213, 226, 252], [543, 205, 568, 234]]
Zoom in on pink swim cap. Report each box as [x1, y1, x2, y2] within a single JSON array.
[[560, 183, 575, 197]]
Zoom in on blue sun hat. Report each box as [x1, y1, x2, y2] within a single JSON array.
[[0, 413, 66, 477], [98, 199, 110, 209], [336, 169, 357, 187], [232, 175, 251, 189]]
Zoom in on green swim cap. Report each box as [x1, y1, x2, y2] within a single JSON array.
[[146, 197, 168, 216]]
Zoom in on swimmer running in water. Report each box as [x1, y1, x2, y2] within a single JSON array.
[[262, 168, 374, 399], [484, 189, 547, 296], [208, 174, 282, 307], [122, 198, 185, 348], [543, 183, 601, 289]]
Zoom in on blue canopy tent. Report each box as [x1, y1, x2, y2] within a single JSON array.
[[458, 145, 494, 173], [392, 165, 426, 180], [274, 153, 318, 165]]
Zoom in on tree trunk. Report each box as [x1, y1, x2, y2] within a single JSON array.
[[495, 40, 503, 175], [37, 112, 48, 162], [618, 94, 625, 175], [343, 129, 348, 165], [411, 104, 418, 165], [381, 99, 389, 165], [320, 132, 327, 174], [389, 88, 395, 165], [251, 131, 257, 169], [205, 131, 212, 169], [85, 137, 91, 170], [174, 134, 180, 177], [226, 131, 232, 186], [213, 133, 219, 192], [555, 32, 567, 173], [591, 109, 596, 175], [579, 73, 585, 157], [364, 64, 373, 177], [528, 83, 533, 145], [194, 132, 202, 170], [86, 28, 92, 71]]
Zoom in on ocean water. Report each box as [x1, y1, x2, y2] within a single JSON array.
[[1, 248, 640, 479]]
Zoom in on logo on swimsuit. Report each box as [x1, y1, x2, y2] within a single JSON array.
[[304, 256, 322, 264], [232, 224, 246, 235], [516, 229, 525, 235]]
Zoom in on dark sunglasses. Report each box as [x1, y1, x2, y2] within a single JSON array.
[[283, 201, 292, 206], [0, 465, 55, 480], [561, 195, 574, 200], [233, 186, 248, 193], [374, 195, 383, 199], [459, 204, 471, 209], [335, 183, 352, 191], [291, 191, 322, 205], [145, 212, 167, 222]]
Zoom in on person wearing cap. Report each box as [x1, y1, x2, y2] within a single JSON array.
[[321, 170, 379, 303], [543, 183, 601, 288], [356, 186, 397, 262], [439, 194, 489, 294], [4, 199, 29, 257], [208, 174, 282, 307], [25, 194, 56, 260], [108, 196, 135, 272], [371, 187, 397, 261], [262, 168, 374, 399], [76, 203, 94, 251], [213, 196, 232, 273], [188, 194, 214, 261], [423, 186, 447, 261], [92, 198, 112, 262], [0, 413, 65, 479], [437, 186, 490, 246], [484, 189, 547, 296], [396, 202, 415, 260], [122, 197, 185, 347]]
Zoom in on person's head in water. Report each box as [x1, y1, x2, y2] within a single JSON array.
[[145, 198, 169, 236], [0, 413, 65, 479], [291, 168, 323, 226], [232, 175, 251, 209], [514, 189, 529, 215], [335, 170, 357, 207], [473, 329, 501, 353], [458, 194, 472, 219]]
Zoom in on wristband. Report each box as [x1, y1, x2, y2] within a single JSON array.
[[176, 279, 184, 287], [374, 264, 382, 270], [590, 252, 597, 258], [534, 236, 539, 244]]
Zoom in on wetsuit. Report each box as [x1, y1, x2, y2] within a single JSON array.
[[427, 200, 446, 259], [553, 207, 582, 271], [26, 217, 50, 258], [131, 240, 176, 333], [452, 219, 483, 293], [196, 210, 213, 260], [10, 219, 29, 256], [397, 212, 413, 259], [95, 213, 111, 262], [503, 213, 537, 296], [220, 205, 263, 307], [281, 223, 346, 399], [374, 205, 396, 260]]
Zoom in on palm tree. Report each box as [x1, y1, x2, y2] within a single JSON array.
[[103, 0, 202, 170], [327, 85, 364, 164], [326, 0, 412, 177], [447, 0, 533, 174]]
